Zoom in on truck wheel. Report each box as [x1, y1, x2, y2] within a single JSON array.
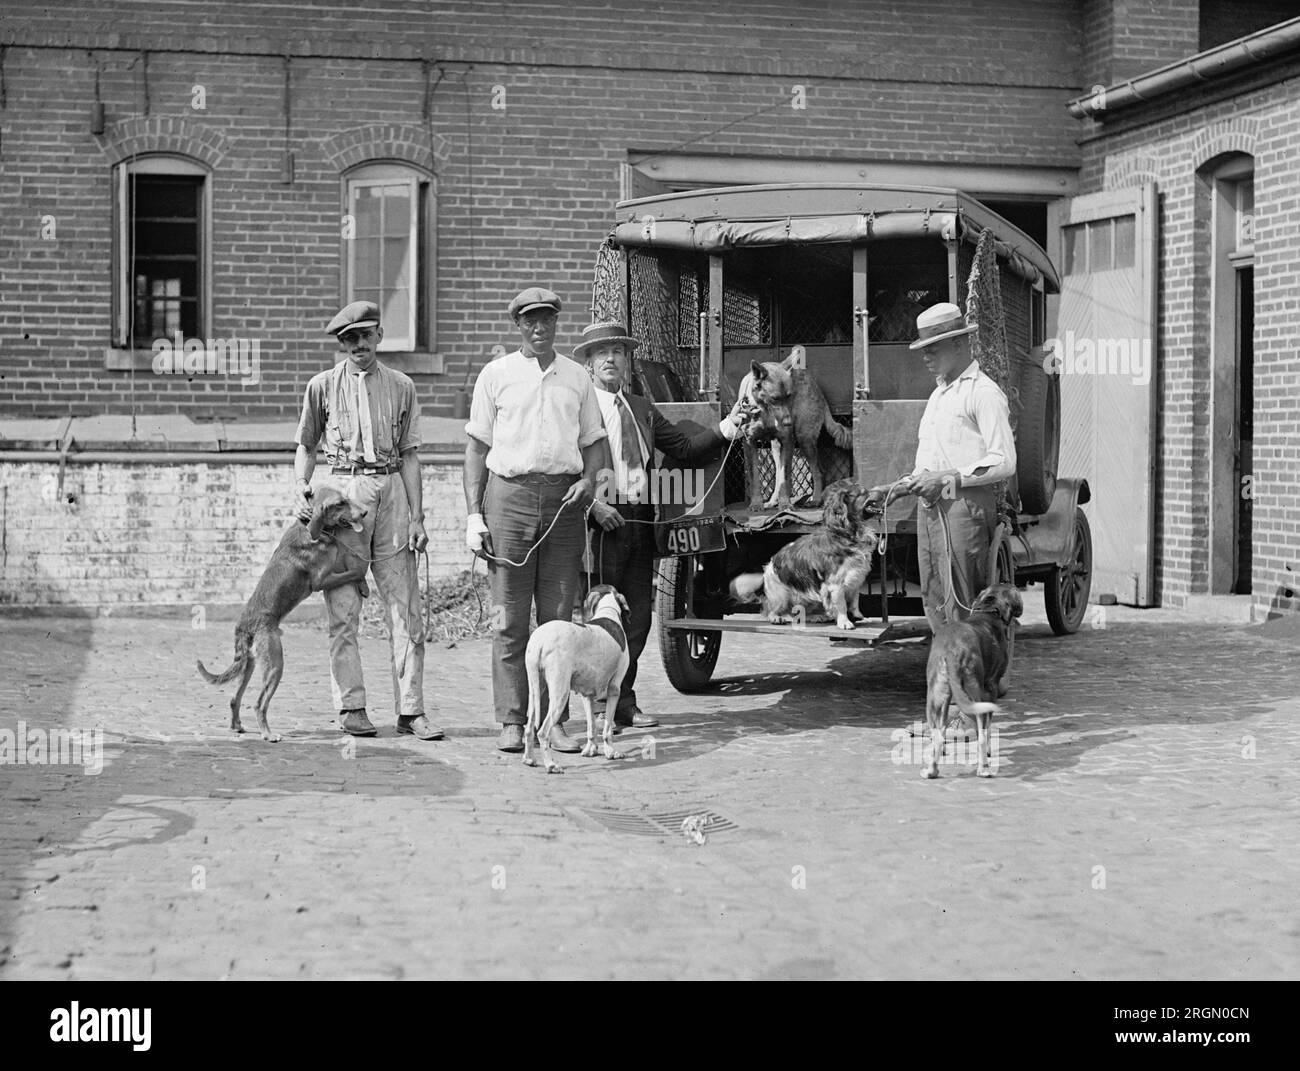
[[655, 555, 721, 692], [1046, 508, 1092, 635], [986, 519, 1015, 588], [1015, 353, 1060, 515]]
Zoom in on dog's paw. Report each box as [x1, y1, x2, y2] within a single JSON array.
[[545, 762, 564, 775], [522, 755, 537, 767], [230, 722, 245, 734], [836, 617, 856, 630], [580, 741, 598, 758], [603, 744, 625, 760], [767, 614, 792, 624], [977, 765, 995, 778], [261, 731, 282, 743], [920, 766, 939, 779]]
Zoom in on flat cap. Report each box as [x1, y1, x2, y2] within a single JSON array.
[[326, 300, 381, 336], [507, 287, 562, 319]]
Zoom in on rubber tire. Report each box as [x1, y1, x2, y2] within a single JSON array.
[[1046, 508, 1093, 636], [655, 554, 721, 693], [986, 519, 1015, 588], [1015, 353, 1060, 516]]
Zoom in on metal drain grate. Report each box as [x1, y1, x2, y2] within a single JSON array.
[[580, 807, 739, 837]]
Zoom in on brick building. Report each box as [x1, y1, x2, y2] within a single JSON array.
[[0, 0, 1297, 620]]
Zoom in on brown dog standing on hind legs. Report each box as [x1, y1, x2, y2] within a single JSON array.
[[922, 583, 1022, 779], [522, 584, 630, 774], [740, 346, 853, 511], [197, 487, 368, 742]]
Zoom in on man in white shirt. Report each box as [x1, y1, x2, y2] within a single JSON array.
[[463, 288, 610, 754], [883, 302, 1016, 632]]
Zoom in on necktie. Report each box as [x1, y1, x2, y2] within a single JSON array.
[[616, 394, 643, 502], [355, 371, 377, 463]]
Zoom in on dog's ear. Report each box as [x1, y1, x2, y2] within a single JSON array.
[[1002, 587, 1024, 623], [616, 592, 630, 619], [750, 361, 766, 382], [582, 588, 603, 622], [823, 483, 851, 533], [306, 491, 335, 541]]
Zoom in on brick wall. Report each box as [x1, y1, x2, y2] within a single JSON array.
[[0, 0, 1083, 422], [1082, 0, 1200, 87], [1079, 78, 1300, 621], [0, 459, 472, 610]]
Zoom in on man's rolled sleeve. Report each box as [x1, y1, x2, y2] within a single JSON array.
[[397, 380, 422, 453], [295, 379, 325, 449], [464, 369, 496, 446], [959, 385, 1017, 486], [576, 377, 609, 449]]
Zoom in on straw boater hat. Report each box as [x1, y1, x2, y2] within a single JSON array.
[[573, 321, 640, 360], [908, 302, 977, 350]]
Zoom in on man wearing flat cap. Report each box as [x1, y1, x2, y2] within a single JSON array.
[[293, 299, 443, 741], [464, 288, 610, 753], [878, 302, 1016, 633], [577, 320, 752, 733]]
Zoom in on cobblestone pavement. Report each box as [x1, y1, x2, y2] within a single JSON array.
[[1, 593, 1298, 981]]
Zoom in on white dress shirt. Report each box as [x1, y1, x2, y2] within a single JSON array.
[[912, 360, 1016, 487], [595, 388, 653, 502], [465, 350, 607, 476]]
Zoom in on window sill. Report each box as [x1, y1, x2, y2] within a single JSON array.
[[103, 349, 446, 375]]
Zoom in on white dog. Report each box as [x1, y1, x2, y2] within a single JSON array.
[[522, 584, 631, 774]]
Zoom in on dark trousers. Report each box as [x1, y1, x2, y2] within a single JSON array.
[[916, 485, 997, 633], [483, 473, 586, 727], [584, 503, 656, 724]]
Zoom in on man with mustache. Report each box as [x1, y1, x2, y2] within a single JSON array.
[[292, 299, 443, 741]]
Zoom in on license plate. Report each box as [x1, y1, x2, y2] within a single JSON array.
[[657, 515, 725, 557]]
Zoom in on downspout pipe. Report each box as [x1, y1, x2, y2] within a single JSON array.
[[1068, 16, 1300, 118]]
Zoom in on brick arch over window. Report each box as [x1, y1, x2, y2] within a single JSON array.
[[1105, 153, 1161, 190], [95, 117, 229, 168], [321, 124, 451, 173], [1190, 118, 1259, 169]]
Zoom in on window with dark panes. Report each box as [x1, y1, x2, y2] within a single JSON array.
[[128, 174, 203, 345]]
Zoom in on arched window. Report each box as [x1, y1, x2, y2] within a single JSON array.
[[342, 162, 436, 353], [113, 155, 212, 349]]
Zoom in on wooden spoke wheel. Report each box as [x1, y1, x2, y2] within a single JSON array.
[[655, 554, 721, 693], [1046, 508, 1093, 635]]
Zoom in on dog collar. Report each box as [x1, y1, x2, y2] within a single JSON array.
[[585, 617, 626, 652]]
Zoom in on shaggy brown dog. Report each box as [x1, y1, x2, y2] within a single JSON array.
[[728, 480, 879, 629], [739, 349, 853, 511], [921, 583, 1022, 779], [197, 487, 368, 742]]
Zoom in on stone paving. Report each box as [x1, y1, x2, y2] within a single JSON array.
[[1, 593, 1298, 980]]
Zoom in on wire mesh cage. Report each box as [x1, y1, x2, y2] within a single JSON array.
[[723, 415, 854, 507], [627, 249, 701, 401], [722, 272, 772, 347]]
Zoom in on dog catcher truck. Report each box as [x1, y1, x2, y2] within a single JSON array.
[[588, 184, 1093, 692]]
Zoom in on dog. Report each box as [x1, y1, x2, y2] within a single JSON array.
[[522, 583, 631, 774], [920, 583, 1023, 779], [197, 487, 368, 742], [728, 480, 879, 629], [739, 348, 853, 511]]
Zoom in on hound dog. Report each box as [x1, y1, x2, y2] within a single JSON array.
[[522, 584, 631, 774], [728, 480, 879, 629], [921, 583, 1023, 779], [197, 487, 368, 742], [739, 348, 853, 511]]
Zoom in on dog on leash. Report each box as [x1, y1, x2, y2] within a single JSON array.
[[921, 583, 1023, 779], [739, 348, 853, 511], [197, 487, 368, 742], [522, 583, 631, 774], [728, 480, 879, 629]]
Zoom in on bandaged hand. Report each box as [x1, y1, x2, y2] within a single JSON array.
[[466, 513, 490, 555]]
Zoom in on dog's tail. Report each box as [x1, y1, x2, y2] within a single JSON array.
[[823, 411, 853, 451], [196, 631, 251, 686], [728, 571, 766, 605], [947, 663, 1001, 719]]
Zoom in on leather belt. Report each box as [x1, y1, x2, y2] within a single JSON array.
[[331, 462, 400, 476], [495, 472, 579, 486]]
